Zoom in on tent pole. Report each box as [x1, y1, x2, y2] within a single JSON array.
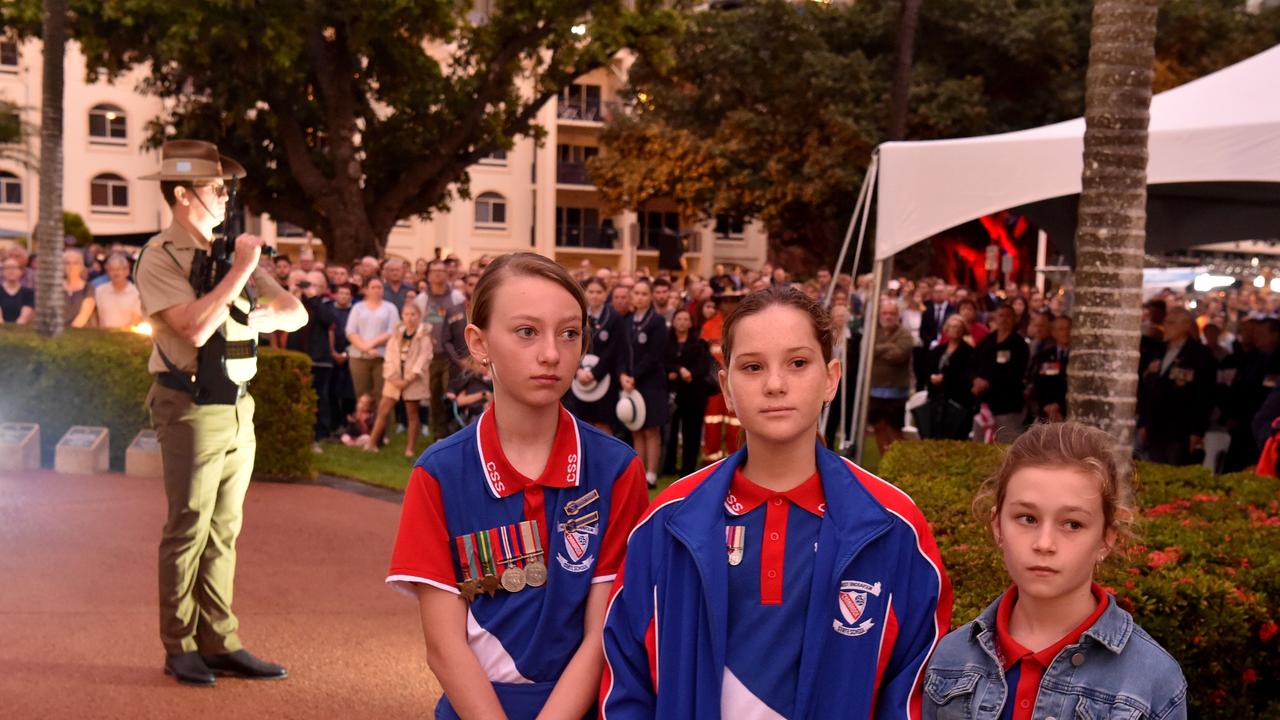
[[1035, 229, 1048, 293], [825, 151, 879, 308], [852, 258, 888, 465]]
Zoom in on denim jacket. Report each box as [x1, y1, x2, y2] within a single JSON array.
[[923, 591, 1187, 720]]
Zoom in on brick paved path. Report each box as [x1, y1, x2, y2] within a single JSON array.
[[0, 470, 441, 718]]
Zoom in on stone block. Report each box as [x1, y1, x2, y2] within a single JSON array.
[[0, 423, 41, 472], [55, 426, 110, 475], [125, 430, 163, 478]]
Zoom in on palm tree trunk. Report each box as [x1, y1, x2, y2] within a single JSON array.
[[887, 0, 924, 141], [1067, 0, 1159, 444], [34, 0, 66, 337]]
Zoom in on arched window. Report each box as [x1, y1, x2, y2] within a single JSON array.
[[474, 192, 506, 227], [88, 104, 127, 143], [0, 171, 20, 207], [90, 173, 129, 212]]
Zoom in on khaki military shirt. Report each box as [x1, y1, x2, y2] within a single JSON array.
[[135, 223, 285, 375]]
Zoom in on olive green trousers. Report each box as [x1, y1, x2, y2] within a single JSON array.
[[147, 382, 255, 655]]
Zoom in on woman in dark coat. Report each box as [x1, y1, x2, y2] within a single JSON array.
[[620, 278, 669, 487], [920, 313, 975, 439], [565, 276, 623, 432], [661, 308, 712, 477]]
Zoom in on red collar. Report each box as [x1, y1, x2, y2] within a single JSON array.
[[725, 468, 826, 517], [995, 582, 1108, 671], [476, 405, 582, 498]]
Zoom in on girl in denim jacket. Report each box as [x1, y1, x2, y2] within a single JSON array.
[[924, 421, 1187, 720]]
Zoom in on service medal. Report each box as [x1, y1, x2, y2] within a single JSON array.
[[456, 535, 481, 603], [726, 525, 745, 566], [477, 530, 500, 596], [499, 525, 527, 592], [521, 520, 548, 587]]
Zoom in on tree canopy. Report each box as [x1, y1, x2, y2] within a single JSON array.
[[588, 0, 1280, 272], [2, 0, 681, 261]]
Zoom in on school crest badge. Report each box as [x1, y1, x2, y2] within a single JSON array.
[[833, 579, 881, 637], [556, 520, 599, 573]]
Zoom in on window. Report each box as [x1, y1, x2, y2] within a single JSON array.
[[558, 84, 602, 121], [479, 149, 507, 165], [0, 171, 20, 207], [474, 192, 506, 227], [639, 211, 679, 250], [90, 173, 129, 212], [715, 214, 745, 238], [88, 104, 127, 143], [0, 40, 17, 70], [556, 144, 598, 184], [556, 206, 606, 247]]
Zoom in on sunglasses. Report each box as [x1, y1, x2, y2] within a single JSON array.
[[196, 183, 228, 198]]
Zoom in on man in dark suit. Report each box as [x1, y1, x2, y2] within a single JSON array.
[[919, 281, 956, 349], [1138, 307, 1217, 466], [915, 282, 956, 390]]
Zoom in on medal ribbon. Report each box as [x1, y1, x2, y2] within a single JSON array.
[[521, 520, 543, 558], [489, 528, 505, 571], [477, 530, 496, 577], [460, 534, 480, 580], [504, 524, 524, 568]]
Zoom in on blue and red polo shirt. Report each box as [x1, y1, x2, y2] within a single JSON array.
[[723, 469, 826, 719], [995, 582, 1109, 720], [387, 405, 649, 688]]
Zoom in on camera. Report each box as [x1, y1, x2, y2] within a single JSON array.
[[296, 280, 311, 289]]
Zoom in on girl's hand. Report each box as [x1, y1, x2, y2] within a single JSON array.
[[679, 367, 692, 382], [576, 368, 595, 384], [620, 374, 636, 392]]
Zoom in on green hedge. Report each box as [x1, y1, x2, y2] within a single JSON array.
[[0, 326, 314, 480], [879, 440, 1280, 719]]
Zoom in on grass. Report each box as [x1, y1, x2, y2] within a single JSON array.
[[314, 428, 684, 497], [314, 432, 423, 491]]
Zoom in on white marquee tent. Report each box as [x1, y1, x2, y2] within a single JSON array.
[[874, 43, 1280, 262], [836, 44, 1280, 459]]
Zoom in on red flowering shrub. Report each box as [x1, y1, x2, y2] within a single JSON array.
[[880, 440, 1280, 719]]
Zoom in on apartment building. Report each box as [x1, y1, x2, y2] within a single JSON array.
[[0, 37, 768, 275]]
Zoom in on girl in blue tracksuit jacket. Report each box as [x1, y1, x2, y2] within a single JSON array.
[[601, 286, 953, 719], [923, 421, 1187, 720]]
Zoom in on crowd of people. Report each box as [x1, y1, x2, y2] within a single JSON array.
[[867, 275, 1280, 474], [8, 235, 1280, 475], [1, 243, 143, 329]]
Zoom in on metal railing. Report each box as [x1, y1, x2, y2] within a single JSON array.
[[556, 225, 619, 249], [556, 162, 592, 185]]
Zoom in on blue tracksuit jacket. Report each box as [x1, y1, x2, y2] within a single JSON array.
[[601, 444, 953, 719]]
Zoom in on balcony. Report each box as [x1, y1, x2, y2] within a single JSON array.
[[556, 224, 619, 249], [638, 226, 703, 254], [557, 100, 604, 123], [556, 162, 592, 186]]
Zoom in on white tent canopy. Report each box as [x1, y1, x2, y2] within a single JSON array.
[[874, 43, 1280, 261]]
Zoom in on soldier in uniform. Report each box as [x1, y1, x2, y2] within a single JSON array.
[[134, 140, 306, 686]]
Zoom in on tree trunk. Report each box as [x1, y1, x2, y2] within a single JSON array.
[[1067, 0, 1159, 444], [887, 0, 924, 141], [34, 0, 66, 337]]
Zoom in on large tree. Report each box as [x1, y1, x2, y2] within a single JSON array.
[[2, 0, 679, 262], [1067, 0, 1159, 443], [590, 0, 1279, 272], [33, 0, 65, 336]]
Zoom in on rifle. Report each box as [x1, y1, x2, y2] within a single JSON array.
[[188, 177, 276, 298]]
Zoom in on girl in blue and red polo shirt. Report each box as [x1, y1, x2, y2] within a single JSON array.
[[923, 422, 1187, 719], [388, 253, 649, 719], [601, 286, 952, 719]]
